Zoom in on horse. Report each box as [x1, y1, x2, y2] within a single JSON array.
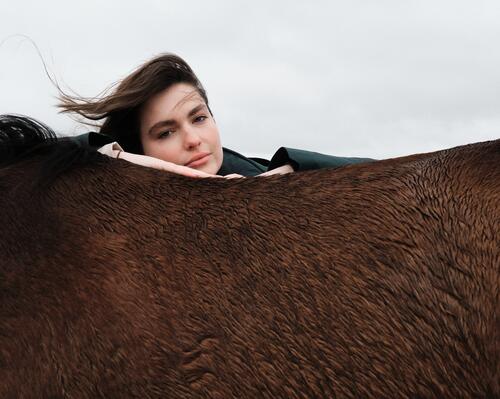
[[0, 115, 498, 398]]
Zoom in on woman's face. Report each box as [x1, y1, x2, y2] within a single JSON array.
[[140, 82, 223, 175]]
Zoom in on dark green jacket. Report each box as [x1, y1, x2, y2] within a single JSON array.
[[72, 132, 374, 177]]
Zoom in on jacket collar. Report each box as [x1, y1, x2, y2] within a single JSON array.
[[217, 147, 267, 176]]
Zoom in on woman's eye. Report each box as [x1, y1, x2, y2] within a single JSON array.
[[194, 115, 207, 123], [158, 130, 173, 139]]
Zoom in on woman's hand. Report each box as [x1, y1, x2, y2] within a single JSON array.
[[119, 155, 245, 179], [119, 153, 247, 179], [223, 173, 245, 179], [97, 144, 212, 177], [98, 144, 246, 179], [257, 164, 294, 177], [117, 151, 216, 178]]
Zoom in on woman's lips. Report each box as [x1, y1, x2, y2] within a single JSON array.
[[185, 153, 211, 168]]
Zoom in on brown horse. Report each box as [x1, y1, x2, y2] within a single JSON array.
[[0, 115, 498, 398]]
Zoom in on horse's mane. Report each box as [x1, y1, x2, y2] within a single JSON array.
[[0, 114, 108, 187]]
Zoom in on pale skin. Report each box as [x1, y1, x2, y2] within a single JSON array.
[[113, 83, 293, 178]]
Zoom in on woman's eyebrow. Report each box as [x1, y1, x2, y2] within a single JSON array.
[[148, 103, 207, 135], [187, 103, 207, 118]]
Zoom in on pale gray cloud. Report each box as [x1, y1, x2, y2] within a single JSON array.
[[1, 0, 499, 159]]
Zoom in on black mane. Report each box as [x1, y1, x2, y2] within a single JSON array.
[[0, 114, 108, 187]]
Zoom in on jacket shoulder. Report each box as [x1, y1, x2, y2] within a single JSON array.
[[269, 147, 375, 171]]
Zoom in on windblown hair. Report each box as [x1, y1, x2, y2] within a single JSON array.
[[0, 114, 105, 187], [57, 53, 210, 154]]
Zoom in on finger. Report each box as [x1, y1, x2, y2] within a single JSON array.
[[144, 158, 213, 178], [169, 165, 215, 178], [224, 173, 245, 179]]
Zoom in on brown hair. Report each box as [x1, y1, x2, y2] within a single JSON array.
[[58, 53, 210, 154]]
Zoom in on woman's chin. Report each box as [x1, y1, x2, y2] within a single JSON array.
[[192, 160, 219, 176]]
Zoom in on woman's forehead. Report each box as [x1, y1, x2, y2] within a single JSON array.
[[172, 88, 203, 111], [153, 83, 203, 113]]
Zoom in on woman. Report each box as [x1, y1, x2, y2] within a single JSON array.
[[60, 53, 372, 177]]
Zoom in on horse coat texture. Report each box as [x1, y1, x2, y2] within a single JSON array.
[[0, 116, 499, 398]]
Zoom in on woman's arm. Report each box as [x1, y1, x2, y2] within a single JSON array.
[[98, 142, 216, 178]]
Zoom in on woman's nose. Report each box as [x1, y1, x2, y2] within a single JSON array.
[[183, 127, 202, 149]]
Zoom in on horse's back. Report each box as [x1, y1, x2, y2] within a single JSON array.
[[0, 138, 499, 398]]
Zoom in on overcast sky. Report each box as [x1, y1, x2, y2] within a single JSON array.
[[1, 0, 499, 159]]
